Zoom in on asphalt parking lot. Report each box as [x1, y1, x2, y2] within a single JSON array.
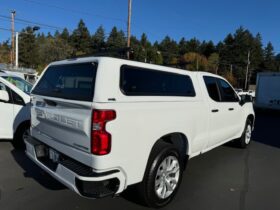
[[0, 111, 280, 210]]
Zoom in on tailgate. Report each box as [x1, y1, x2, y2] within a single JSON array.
[[31, 96, 92, 152], [30, 62, 97, 153]]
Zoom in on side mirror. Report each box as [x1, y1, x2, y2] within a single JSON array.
[[239, 94, 253, 106], [0, 90, 9, 102]]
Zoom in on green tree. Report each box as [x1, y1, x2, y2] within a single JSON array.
[[91, 25, 106, 54], [207, 53, 220, 74], [263, 42, 276, 70], [0, 41, 11, 63], [186, 38, 200, 53], [60, 28, 70, 42], [275, 54, 280, 71], [37, 36, 73, 67], [219, 27, 265, 87], [107, 26, 126, 57], [181, 52, 208, 71], [18, 27, 38, 68], [178, 38, 188, 55], [158, 36, 178, 65], [199, 41, 216, 57], [70, 19, 91, 56]]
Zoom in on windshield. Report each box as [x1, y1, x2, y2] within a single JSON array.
[[2, 76, 33, 94]]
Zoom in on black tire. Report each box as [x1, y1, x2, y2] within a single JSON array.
[[237, 119, 252, 148], [137, 141, 184, 208], [13, 123, 30, 149]]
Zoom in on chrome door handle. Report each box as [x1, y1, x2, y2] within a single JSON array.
[[211, 109, 219, 113]]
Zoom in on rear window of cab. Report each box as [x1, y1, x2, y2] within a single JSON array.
[[32, 62, 97, 101]]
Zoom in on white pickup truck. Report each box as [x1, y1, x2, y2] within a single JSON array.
[[25, 57, 255, 208]]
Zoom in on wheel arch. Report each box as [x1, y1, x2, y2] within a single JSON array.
[[247, 114, 255, 128], [14, 120, 30, 136], [145, 132, 190, 172]]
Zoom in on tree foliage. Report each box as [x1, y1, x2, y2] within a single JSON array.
[[0, 20, 279, 88], [0, 41, 10, 63]]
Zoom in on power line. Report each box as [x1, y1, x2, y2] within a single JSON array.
[[21, 0, 126, 23], [0, 15, 127, 38], [0, 27, 14, 32], [0, 14, 65, 31]]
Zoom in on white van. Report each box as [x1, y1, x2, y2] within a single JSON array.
[[0, 72, 32, 148], [25, 57, 254, 207]]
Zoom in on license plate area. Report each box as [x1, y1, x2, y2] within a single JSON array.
[[49, 148, 60, 163], [35, 144, 61, 171]]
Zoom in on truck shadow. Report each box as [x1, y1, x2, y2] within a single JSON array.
[[10, 149, 66, 191], [252, 110, 280, 148]]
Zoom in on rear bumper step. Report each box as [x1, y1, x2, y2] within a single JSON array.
[[25, 136, 126, 198]]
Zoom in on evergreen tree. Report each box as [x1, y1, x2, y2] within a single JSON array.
[[178, 38, 188, 55], [275, 54, 280, 71], [91, 25, 106, 54], [18, 27, 39, 68], [199, 41, 215, 57], [60, 28, 70, 41], [158, 36, 178, 65], [70, 19, 91, 56], [0, 21, 279, 79], [263, 42, 276, 70], [249, 33, 264, 82], [107, 26, 126, 57], [0, 41, 11, 63], [186, 38, 200, 53]]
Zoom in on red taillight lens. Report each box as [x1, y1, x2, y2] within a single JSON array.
[[91, 110, 116, 155]]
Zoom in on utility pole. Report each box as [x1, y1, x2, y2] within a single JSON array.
[[127, 0, 132, 59], [15, 32, 19, 67], [244, 50, 250, 90], [11, 10, 16, 66], [230, 64, 233, 75]]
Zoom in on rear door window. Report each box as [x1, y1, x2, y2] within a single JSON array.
[[120, 65, 196, 97], [32, 63, 97, 101]]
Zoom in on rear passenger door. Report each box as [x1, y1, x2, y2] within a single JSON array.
[[203, 76, 236, 148]]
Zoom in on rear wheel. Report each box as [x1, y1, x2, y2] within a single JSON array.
[[237, 120, 252, 148], [138, 142, 184, 208]]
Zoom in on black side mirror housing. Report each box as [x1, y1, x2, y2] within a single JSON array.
[[239, 94, 253, 106]]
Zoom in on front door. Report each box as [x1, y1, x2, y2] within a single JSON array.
[[216, 78, 243, 138], [0, 82, 14, 139], [203, 76, 235, 148]]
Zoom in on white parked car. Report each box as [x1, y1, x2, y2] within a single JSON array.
[[0, 72, 32, 148], [25, 57, 255, 208]]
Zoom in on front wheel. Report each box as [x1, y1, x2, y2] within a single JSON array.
[[138, 142, 184, 208], [237, 120, 252, 148], [13, 124, 30, 149]]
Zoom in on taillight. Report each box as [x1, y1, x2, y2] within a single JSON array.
[[91, 110, 116, 155]]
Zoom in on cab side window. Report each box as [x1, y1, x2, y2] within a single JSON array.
[[218, 79, 239, 102], [11, 90, 25, 106], [203, 76, 221, 102], [0, 82, 6, 91], [0, 82, 13, 104], [0, 82, 25, 105]]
